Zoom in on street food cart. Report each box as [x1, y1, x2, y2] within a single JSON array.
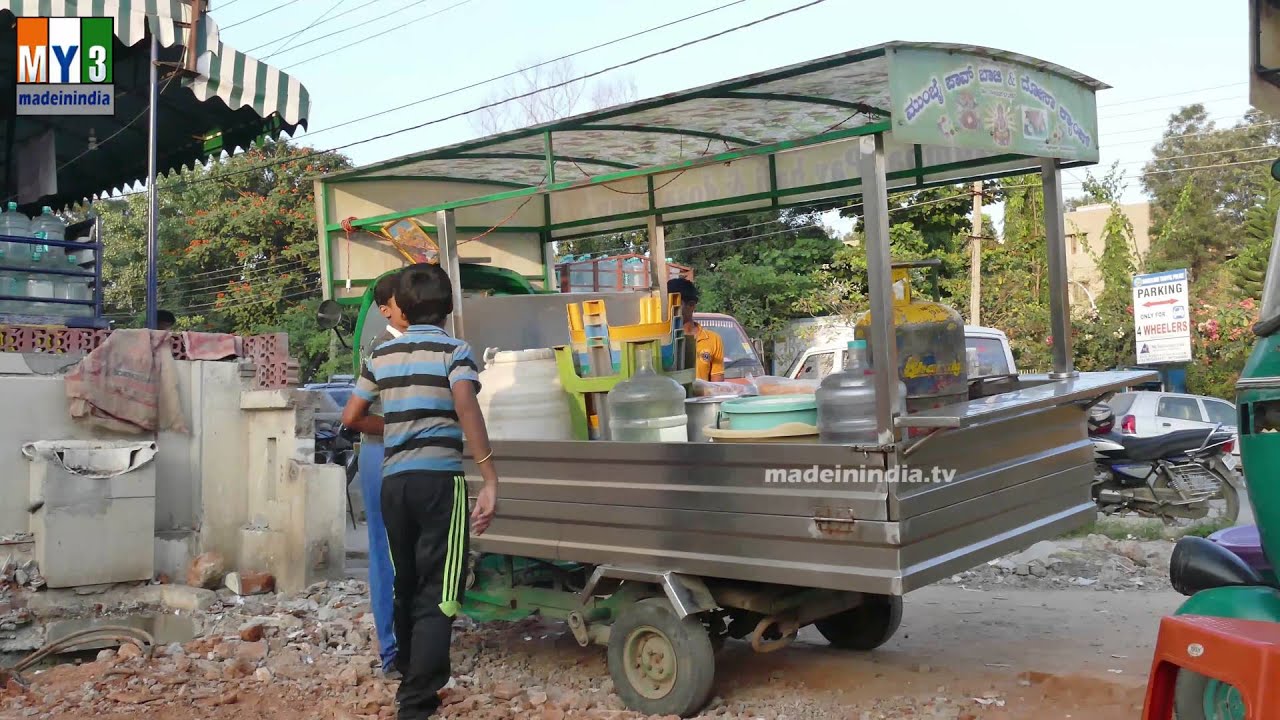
[[316, 42, 1153, 716]]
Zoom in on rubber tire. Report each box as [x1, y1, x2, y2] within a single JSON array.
[[1173, 668, 1246, 720], [606, 597, 716, 718], [814, 594, 904, 651]]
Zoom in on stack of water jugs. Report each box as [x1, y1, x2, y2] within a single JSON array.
[[0, 202, 91, 317]]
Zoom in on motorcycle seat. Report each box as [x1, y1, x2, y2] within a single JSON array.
[[1113, 429, 1230, 462]]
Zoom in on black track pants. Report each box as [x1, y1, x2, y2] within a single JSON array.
[[381, 471, 470, 720]]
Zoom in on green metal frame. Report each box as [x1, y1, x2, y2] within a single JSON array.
[[318, 41, 1106, 296]]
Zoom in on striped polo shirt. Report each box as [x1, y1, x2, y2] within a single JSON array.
[[353, 324, 481, 478]]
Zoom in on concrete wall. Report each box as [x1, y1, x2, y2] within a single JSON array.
[[0, 354, 345, 593]]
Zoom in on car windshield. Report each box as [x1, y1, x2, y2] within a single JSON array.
[[965, 336, 1010, 376], [698, 319, 761, 369]]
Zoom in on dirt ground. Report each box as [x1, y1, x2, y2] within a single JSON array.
[[0, 584, 1178, 720]]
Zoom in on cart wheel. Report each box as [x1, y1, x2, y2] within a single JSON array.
[[1173, 669, 1247, 720], [814, 594, 903, 651], [607, 597, 716, 718]]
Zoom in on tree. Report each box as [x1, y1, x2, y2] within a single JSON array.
[[90, 141, 353, 381], [469, 59, 637, 136], [1142, 105, 1280, 283]]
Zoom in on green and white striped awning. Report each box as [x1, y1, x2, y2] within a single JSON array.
[[0, 0, 311, 208]]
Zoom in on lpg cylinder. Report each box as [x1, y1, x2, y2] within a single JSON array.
[[854, 268, 968, 414]]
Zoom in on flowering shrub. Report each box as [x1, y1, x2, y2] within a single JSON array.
[[1187, 299, 1258, 400]]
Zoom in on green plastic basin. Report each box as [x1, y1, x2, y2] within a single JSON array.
[[719, 394, 817, 431]]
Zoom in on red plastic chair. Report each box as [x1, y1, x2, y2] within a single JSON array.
[[1143, 614, 1280, 719]]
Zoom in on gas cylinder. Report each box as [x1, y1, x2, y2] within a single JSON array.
[[854, 268, 968, 414]]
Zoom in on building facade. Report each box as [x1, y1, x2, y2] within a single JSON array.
[[1064, 202, 1152, 312]]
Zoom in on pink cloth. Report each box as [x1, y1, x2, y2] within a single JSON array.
[[64, 329, 187, 434], [181, 331, 241, 360]]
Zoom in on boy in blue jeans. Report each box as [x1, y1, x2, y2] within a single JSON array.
[[343, 263, 499, 720], [357, 271, 407, 677]]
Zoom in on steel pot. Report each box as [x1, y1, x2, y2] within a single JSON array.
[[685, 397, 731, 442]]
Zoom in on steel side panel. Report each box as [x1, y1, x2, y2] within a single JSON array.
[[464, 402, 1098, 596], [897, 464, 1093, 545], [476, 442, 892, 520], [891, 403, 1090, 519]]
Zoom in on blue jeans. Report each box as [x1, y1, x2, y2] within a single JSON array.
[[359, 439, 397, 672]]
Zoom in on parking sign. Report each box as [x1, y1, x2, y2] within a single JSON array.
[[1132, 269, 1191, 364]]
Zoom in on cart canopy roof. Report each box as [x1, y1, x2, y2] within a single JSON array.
[[1, 0, 311, 211], [317, 42, 1106, 296], [325, 40, 1105, 237], [328, 42, 1105, 192]]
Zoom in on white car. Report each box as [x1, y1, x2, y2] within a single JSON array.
[[785, 325, 1017, 380], [1106, 390, 1242, 472]]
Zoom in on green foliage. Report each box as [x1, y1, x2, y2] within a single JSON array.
[[1143, 105, 1280, 285], [89, 141, 353, 382], [1233, 190, 1280, 300]]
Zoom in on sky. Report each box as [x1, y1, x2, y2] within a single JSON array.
[[213, 0, 1252, 236]]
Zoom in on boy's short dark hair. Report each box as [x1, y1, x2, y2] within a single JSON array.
[[395, 263, 454, 326], [373, 271, 399, 307], [667, 277, 698, 304]]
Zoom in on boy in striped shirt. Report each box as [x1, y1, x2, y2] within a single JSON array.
[[342, 263, 498, 720]]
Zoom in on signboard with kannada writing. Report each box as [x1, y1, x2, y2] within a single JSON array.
[[1132, 269, 1191, 364], [886, 47, 1100, 163]]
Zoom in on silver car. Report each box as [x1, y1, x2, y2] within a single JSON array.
[[1107, 390, 1242, 473]]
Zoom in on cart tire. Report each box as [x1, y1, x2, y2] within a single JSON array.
[[814, 594, 903, 651], [607, 597, 716, 718], [1173, 669, 1247, 720]]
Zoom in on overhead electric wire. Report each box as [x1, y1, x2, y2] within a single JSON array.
[[220, 0, 303, 31], [1098, 82, 1247, 109], [240, 0, 395, 55], [99, 0, 829, 200], [297, 0, 751, 141], [264, 0, 446, 64], [262, 0, 349, 58]]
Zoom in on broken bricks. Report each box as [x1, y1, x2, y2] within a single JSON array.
[[225, 571, 275, 596]]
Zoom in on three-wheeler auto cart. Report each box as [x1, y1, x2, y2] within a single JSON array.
[[316, 41, 1153, 716]]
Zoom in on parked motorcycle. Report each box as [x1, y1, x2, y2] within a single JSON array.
[[1089, 401, 1241, 526]]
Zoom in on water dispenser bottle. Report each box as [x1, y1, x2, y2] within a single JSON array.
[[0, 202, 31, 268], [25, 250, 54, 314], [605, 344, 689, 442], [30, 206, 65, 264], [817, 340, 906, 444]]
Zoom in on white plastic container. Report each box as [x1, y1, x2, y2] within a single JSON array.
[[476, 347, 574, 441]]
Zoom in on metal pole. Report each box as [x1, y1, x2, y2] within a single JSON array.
[[857, 134, 899, 446], [1042, 158, 1076, 378], [436, 209, 464, 339], [969, 181, 982, 325], [648, 215, 667, 290], [145, 34, 159, 330]]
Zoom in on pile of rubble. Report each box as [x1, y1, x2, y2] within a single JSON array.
[[941, 535, 1176, 592]]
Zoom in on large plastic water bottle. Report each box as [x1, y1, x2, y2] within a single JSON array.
[[0, 202, 31, 267], [30, 206, 65, 264], [606, 345, 689, 442], [817, 340, 906, 444]]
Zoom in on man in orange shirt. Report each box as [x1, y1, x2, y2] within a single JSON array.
[[667, 277, 724, 382]]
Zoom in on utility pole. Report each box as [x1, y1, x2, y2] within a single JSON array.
[[969, 181, 982, 326]]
